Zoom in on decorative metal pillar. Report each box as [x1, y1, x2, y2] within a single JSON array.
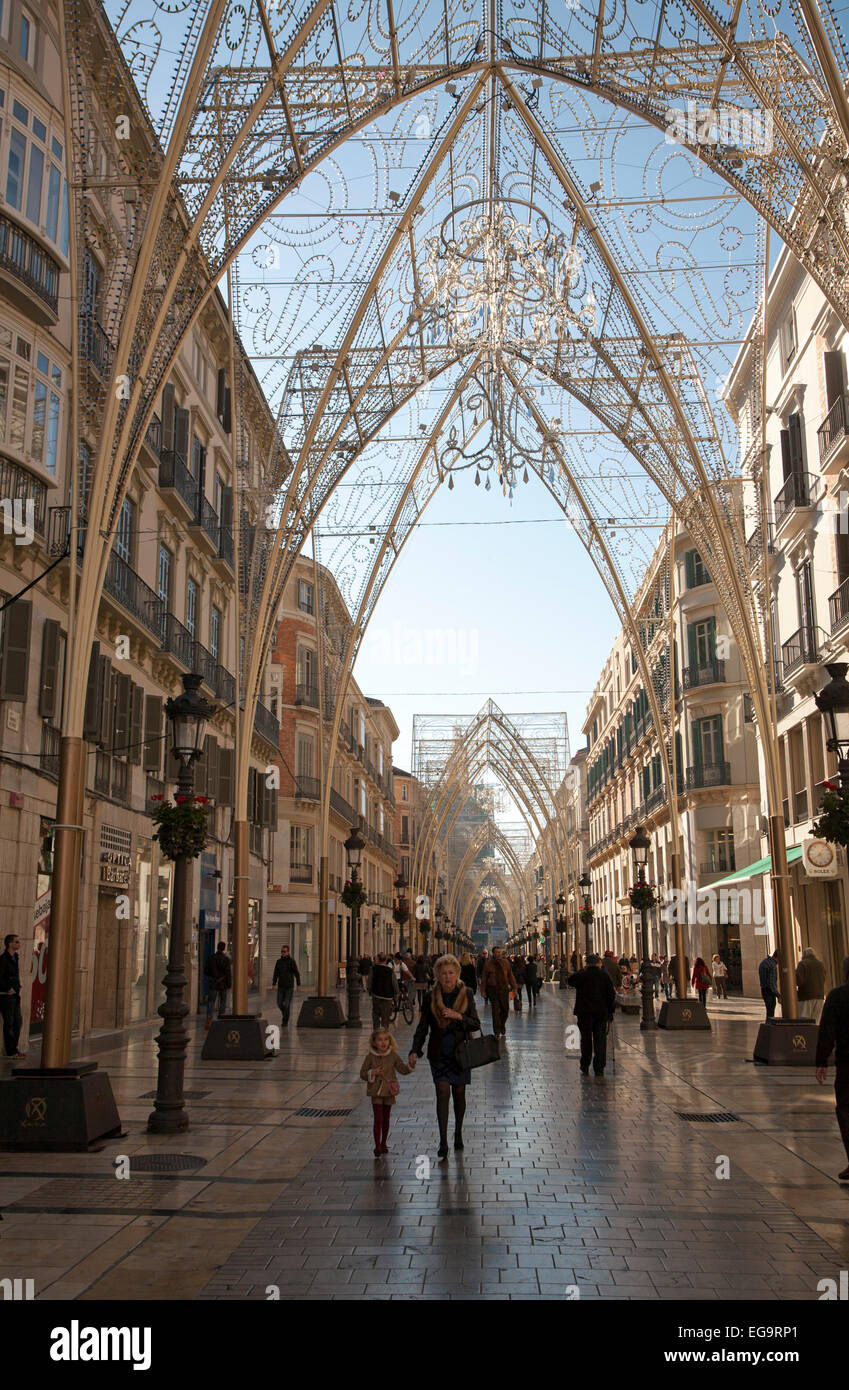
[[629, 827, 657, 1033], [344, 825, 365, 1028]]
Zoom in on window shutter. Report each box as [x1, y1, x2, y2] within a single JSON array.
[[218, 746, 234, 806], [112, 672, 131, 755], [206, 737, 219, 802], [174, 405, 189, 462], [83, 642, 101, 739], [216, 367, 226, 421], [219, 484, 233, 527], [161, 382, 176, 454], [706, 616, 717, 661], [824, 351, 846, 411], [38, 619, 61, 718], [143, 694, 162, 772], [779, 428, 791, 481], [195, 737, 208, 798], [266, 779, 277, 830], [686, 622, 698, 670], [98, 660, 114, 749], [128, 683, 143, 764], [684, 550, 696, 589], [247, 766, 257, 824], [0, 599, 31, 701], [787, 413, 804, 474], [692, 720, 703, 767]]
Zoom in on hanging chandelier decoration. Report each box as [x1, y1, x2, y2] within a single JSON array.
[[413, 198, 597, 496]]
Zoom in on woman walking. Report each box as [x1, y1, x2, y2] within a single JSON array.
[[409, 953, 480, 1161], [711, 953, 728, 1000], [692, 956, 712, 1008], [414, 954, 432, 1013], [459, 952, 477, 993], [525, 955, 539, 1008]]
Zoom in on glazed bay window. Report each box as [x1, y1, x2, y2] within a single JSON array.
[[297, 578, 314, 614], [290, 825, 312, 883], [0, 326, 63, 473], [157, 544, 172, 608], [0, 87, 69, 255], [210, 604, 221, 662], [186, 577, 198, 638], [704, 830, 735, 874]]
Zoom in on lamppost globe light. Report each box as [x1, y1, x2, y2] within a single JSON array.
[[815, 662, 849, 770], [165, 672, 215, 765], [579, 871, 591, 895], [629, 826, 650, 871], [394, 870, 407, 893], [344, 824, 365, 871]]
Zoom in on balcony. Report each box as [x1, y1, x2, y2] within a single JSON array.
[[781, 625, 824, 681], [143, 415, 162, 460], [158, 450, 199, 522], [215, 665, 235, 706], [829, 576, 849, 636], [40, 722, 61, 780], [745, 525, 775, 575], [290, 864, 313, 884], [818, 393, 849, 472], [682, 658, 726, 690], [188, 494, 221, 557], [111, 759, 129, 803], [214, 523, 234, 574], [295, 682, 319, 709], [80, 311, 113, 380], [0, 210, 60, 318], [700, 858, 735, 876], [146, 776, 165, 805], [103, 550, 165, 641], [685, 761, 731, 790], [329, 788, 357, 825], [0, 456, 47, 537], [161, 612, 195, 670], [254, 700, 280, 748], [294, 775, 321, 801], [773, 471, 821, 539]]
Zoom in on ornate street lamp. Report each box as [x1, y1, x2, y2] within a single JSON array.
[[579, 871, 592, 955], [629, 826, 657, 1032], [344, 825, 366, 1028], [815, 662, 849, 785], [556, 891, 569, 990], [393, 870, 409, 952], [149, 673, 215, 1133]]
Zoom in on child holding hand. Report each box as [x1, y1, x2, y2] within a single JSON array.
[[359, 1027, 414, 1156]]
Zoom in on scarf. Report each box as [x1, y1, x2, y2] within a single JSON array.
[[431, 980, 468, 1030]]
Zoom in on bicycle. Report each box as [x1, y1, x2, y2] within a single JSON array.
[[390, 982, 415, 1026]]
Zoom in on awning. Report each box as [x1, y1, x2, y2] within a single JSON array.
[[698, 846, 803, 893]]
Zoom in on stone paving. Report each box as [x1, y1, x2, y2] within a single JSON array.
[[2, 985, 848, 1301]]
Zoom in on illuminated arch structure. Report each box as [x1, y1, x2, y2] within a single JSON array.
[[41, 0, 849, 1062]]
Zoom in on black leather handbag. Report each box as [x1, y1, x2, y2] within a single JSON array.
[[456, 1032, 500, 1070]]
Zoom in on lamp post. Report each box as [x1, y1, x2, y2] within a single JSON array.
[[557, 891, 569, 988], [815, 662, 849, 786], [149, 673, 214, 1133], [344, 825, 365, 1028], [579, 871, 592, 956], [629, 826, 657, 1032], [394, 870, 408, 952]]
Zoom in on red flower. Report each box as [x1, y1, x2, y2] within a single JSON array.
[[194, 796, 210, 804], [175, 795, 187, 804], [150, 794, 163, 801], [823, 780, 839, 792]]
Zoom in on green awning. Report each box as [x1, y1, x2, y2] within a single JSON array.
[[698, 845, 803, 893]]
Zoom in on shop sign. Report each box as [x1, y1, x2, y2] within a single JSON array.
[[99, 850, 131, 890]]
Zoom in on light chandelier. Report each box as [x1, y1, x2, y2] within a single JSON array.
[[414, 198, 597, 496]]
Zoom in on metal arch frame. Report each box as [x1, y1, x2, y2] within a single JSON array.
[[453, 856, 523, 937], [43, 8, 846, 1060], [448, 827, 526, 928]]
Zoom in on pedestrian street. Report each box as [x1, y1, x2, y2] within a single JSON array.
[[2, 986, 847, 1302]]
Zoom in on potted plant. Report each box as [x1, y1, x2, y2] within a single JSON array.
[[341, 878, 368, 912], [393, 902, 409, 926], [149, 794, 210, 860], [579, 906, 594, 927], [628, 882, 657, 912], [812, 782, 849, 847]]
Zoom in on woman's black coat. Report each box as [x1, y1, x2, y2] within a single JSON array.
[[411, 985, 480, 1063]]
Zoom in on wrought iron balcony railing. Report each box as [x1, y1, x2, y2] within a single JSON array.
[[290, 863, 313, 883], [0, 456, 47, 536], [682, 659, 726, 689], [294, 775, 321, 801], [773, 471, 821, 526], [829, 576, 849, 634], [158, 449, 198, 513], [40, 721, 61, 780], [103, 550, 165, 641], [144, 414, 162, 458], [818, 392, 849, 466], [217, 523, 234, 569], [781, 624, 822, 677], [0, 210, 60, 313], [254, 700, 280, 746], [80, 311, 113, 379], [295, 682, 319, 708], [685, 761, 731, 790]]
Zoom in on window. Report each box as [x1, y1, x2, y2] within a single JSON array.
[[781, 308, 797, 368], [295, 736, 313, 780], [191, 435, 205, 485], [400, 783, 408, 802], [115, 497, 134, 565], [186, 577, 198, 638], [0, 327, 62, 471], [687, 617, 716, 671], [297, 579, 314, 614], [693, 715, 724, 767], [19, 11, 33, 64], [290, 824, 312, 868], [401, 814, 409, 844], [3, 96, 69, 251], [296, 645, 315, 690], [157, 545, 172, 607], [684, 550, 710, 588], [210, 604, 221, 661]]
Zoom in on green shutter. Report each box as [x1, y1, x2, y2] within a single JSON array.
[[685, 550, 696, 589], [0, 599, 31, 701], [83, 642, 101, 740], [218, 746, 234, 806], [142, 694, 162, 772], [686, 622, 698, 670], [38, 619, 61, 719], [128, 684, 143, 765], [692, 719, 703, 767], [112, 672, 131, 755]]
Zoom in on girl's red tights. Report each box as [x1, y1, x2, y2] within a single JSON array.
[[372, 1102, 391, 1148]]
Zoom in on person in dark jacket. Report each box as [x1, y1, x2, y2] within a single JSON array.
[[475, 950, 489, 995], [480, 948, 517, 1037], [602, 950, 622, 991], [272, 945, 301, 1025], [668, 953, 691, 997], [524, 955, 539, 1008], [204, 941, 232, 1029], [459, 953, 477, 994], [796, 948, 827, 1022], [359, 953, 373, 992], [416, 954, 435, 1011], [409, 953, 481, 1160], [816, 956, 849, 1181], [568, 953, 616, 1076], [758, 950, 780, 1018], [369, 953, 397, 1028], [0, 934, 24, 1058]]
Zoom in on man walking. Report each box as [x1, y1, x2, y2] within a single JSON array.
[[272, 944, 301, 1026], [758, 948, 780, 1019], [204, 941, 231, 1031], [816, 956, 849, 1181], [475, 949, 489, 996], [796, 947, 827, 1023], [0, 934, 24, 1059], [525, 954, 539, 1008], [602, 949, 622, 993], [480, 946, 516, 1038], [568, 953, 616, 1076], [369, 952, 397, 1029]]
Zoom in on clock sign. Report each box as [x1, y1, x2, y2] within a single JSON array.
[[802, 838, 839, 878]]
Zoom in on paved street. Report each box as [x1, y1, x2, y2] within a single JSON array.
[[2, 986, 847, 1301]]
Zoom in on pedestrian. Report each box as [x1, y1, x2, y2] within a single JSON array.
[[692, 956, 711, 1008], [409, 953, 481, 1160], [525, 954, 539, 1008], [512, 955, 526, 1011], [369, 952, 397, 1028], [0, 934, 24, 1059], [359, 953, 372, 992], [669, 953, 690, 995], [415, 953, 433, 1011], [650, 952, 662, 998], [475, 949, 489, 996], [796, 947, 827, 1022], [271, 943, 301, 1026], [815, 955, 849, 1181], [602, 950, 622, 992], [660, 955, 673, 1001], [204, 941, 231, 1031], [758, 949, 780, 1019], [618, 954, 629, 972], [568, 953, 616, 1076], [359, 1026, 413, 1156], [711, 953, 728, 1000], [459, 952, 477, 994], [480, 946, 516, 1038]]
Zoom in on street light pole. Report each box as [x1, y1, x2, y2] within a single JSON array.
[[344, 825, 365, 1029], [629, 826, 657, 1033], [149, 673, 214, 1133]]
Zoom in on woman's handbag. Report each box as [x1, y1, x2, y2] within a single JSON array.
[[456, 1032, 500, 1070]]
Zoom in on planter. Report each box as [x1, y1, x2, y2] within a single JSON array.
[[149, 794, 210, 860]]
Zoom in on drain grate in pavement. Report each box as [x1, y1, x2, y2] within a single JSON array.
[[126, 1154, 208, 1171], [294, 1106, 353, 1118], [675, 1111, 740, 1123], [138, 1090, 210, 1100]]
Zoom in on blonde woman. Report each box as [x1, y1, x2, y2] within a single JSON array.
[[409, 953, 480, 1160]]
